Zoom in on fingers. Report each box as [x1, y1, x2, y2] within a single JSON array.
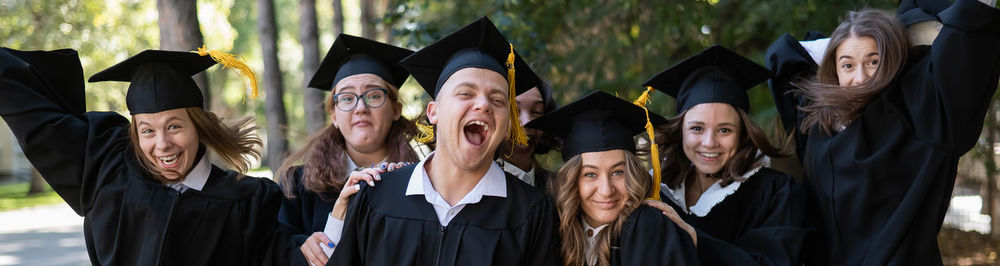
[[643, 199, 671, 213], [301, 232, 331, 265]]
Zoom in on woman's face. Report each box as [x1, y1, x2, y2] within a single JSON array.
[[331, 74, 402, 155], [835, 35, 880, 87], [577, 149, 628, 227], [681, 103, 741, 176], [134, 108, 201, 180]]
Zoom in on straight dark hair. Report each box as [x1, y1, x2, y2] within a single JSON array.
[[655, 107, 786, 189]]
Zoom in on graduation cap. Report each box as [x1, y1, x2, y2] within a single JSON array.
[[526, 91, 666, 161], [643, 45, 771, 114], [308, 34, 414, 90], [89, 47, 257, 115], [400, 16, 541, 145]]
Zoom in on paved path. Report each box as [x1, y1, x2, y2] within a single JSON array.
[[0, 204, 88, 266]]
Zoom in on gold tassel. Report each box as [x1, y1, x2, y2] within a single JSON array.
[[193, 46, 259, 100], [505, 43, 528, 146], [635, 86, 662, 201], [415, 118, 435, 143]]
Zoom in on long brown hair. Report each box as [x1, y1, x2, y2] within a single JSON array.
[[796, 9, 908, 135], [554, 151, 652, 266], [656, 107, 785, 189], [129, 107, 263, 182], [277, 84, 419, 199]]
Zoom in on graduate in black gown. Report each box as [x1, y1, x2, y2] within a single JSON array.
[[327, 17, 560, 265], [641, 45, 807, 266], [526, 91, 698, 266], [274, 34, 419, 266], [495, 76, 560, 191], [766, 0, 1000, 264], [0, 48, 292, 265]]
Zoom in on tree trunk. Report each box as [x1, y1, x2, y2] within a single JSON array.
[[157, 0, 211, 110], [27, 167, 46, 195], [379, 0, 393, 42], [300, 0, 325, 134], [258, 0, 289, 174], [333, 0, 345, 35], [360, 0, 377, 39]]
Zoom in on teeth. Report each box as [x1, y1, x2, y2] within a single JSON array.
[[158, 154, 179, 165], [466, 121, 489, 131], [700, 152, 719, 158]]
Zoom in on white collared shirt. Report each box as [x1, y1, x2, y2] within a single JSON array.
[[166, 154, 210, 193], [662, 158, 769, 217], [406, 152, 508, 226], [320, 152, 505, 256], [582, 220, 609, 266], [497, 159, 535, 186]]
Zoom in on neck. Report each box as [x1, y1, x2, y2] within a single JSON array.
[[683, 171, 717, 208], [345, 145, 389, 169], [426, 150, 490, 206]]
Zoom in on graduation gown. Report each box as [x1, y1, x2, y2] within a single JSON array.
[[0, 48, 292, 266], [766, 1, 1000, 265], [661, 168, 807, 266], [609, 205, 701, 266], [328, 164, 562, 265], [277, 166, 339, 265]]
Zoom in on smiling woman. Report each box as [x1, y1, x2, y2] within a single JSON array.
[[0, 47, 292, 265]]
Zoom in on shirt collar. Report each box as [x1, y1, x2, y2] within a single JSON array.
[[662, 157, 770, 217], [497, 159, 535, 186], [582, 219, 609, 266], [177, 153, 211, 191], [405, 151, 507, 199]]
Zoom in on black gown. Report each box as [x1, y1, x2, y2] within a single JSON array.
[[661, 168, 807, 266], [610, 205, 701, 266], [328, 164, 562, 265], [277, 166, 339, 265], [766, 0, 1000, 265], [0, 48, 292, 265]]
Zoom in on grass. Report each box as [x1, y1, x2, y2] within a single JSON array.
[[0, 182, 65, 212]]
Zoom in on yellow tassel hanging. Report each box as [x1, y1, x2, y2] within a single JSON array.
[[415, 119, 435, 143], [505, 43, 528, 146], [634, 86, 662, 201], [193, 46, 259, 100]]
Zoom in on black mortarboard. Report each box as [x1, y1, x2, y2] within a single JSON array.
[[399, 16, 540, 99], [526, 91, 667, 161], [643, 45, 771, 114], [88, 50, 217, 115], [308, 34, 414, 90]]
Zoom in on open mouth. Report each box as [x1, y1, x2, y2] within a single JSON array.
[[699, 152, 720, 159], [157, 153, 181, 168], [463, 120, 490, 146]]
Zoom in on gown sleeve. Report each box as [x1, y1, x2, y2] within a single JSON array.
[[521, 195, 563, 265], [0, 48, 130, 216], [694, 175, 808, 266], [765, 34, 819, 159], [901, 0, 1000, 152], [616, 206, 700, 266], [241, 178, 296, 265], [327, 181, 373, 266]]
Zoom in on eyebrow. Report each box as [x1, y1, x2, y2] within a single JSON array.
[[136, 116, 181, 127], [581, 161, 626, 170], [839, 52, 880, 61]]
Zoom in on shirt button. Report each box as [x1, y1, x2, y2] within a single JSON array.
[[586, 229, 594, 237]]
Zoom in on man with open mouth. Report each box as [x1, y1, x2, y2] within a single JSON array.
[[326, 17, 561, 265]]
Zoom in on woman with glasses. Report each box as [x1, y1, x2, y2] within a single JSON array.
[[275, 34, 419, 266]]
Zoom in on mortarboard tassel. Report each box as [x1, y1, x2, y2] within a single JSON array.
[[505, 43, 528, 146], [193, 46, 259, 100], [634, 86, 662, 201], [415, 118, 435, 143]]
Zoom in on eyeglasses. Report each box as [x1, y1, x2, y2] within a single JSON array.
[[332, 88, 389, 112]]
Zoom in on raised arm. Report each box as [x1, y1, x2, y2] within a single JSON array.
[[904, 0, 1000, 152], [0, 48, 130, 215], [766, 34, 819, 158]]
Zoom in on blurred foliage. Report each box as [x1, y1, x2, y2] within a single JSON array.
[[0, 182, 62, 212]]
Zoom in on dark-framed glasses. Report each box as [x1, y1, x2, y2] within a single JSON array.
[[333, 88, 389, 111]]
